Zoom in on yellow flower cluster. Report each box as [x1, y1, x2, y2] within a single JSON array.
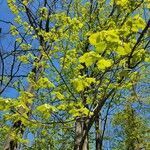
[[36, 104, 56, 118], [53, 91, 65, 100], [14, 16, 22, 24], [18, 55, 29, 64], [7, 0, 19, 14], [10, 25, 19, 36], [23, 22, 33, 34], [35, 77, 55, 89], [18, 91, 34, 104], [38, 29, 59, 42], [60, 49, 78, 68], [0, 98, 13, 111], [22, 0, 29, 6], [68, 102, 93, 117], [39, 7, 48, 20], [20, 43, 32, 50], [115, 0, 129, 7]]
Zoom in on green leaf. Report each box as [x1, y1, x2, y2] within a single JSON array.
[[79, 51, 100, 67], [36, 104, 56, 118], [95, 42, 107, 53], [0, 98, 13, 111], [89, 32, 101, 45], [71, 76, 96, 92], [116, 43, 131, 56], [53, 92, 65, 100], [97, 58, 112, 70]]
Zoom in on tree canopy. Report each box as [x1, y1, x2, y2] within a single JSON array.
[[0, 0, 150, 150]]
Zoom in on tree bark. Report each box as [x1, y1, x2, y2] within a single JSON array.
[[95, 115, 102, 150], [74, 117, 89, 150]]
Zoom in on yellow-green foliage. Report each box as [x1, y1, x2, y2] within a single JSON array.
[[1, 0, 149, 148]]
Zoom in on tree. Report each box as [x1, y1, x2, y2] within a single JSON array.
[[113, 100, 150, 150], [0, 0, 150, 149]]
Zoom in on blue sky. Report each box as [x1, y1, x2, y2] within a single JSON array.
[[0, 1, 19, 98], [0, 1, 35, 144]]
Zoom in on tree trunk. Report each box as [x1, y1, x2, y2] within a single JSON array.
[[74, 117, 89, 150], [4, 140, 17, 150], [95, 115, 102, 150], [4, 120, 25, 150]]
